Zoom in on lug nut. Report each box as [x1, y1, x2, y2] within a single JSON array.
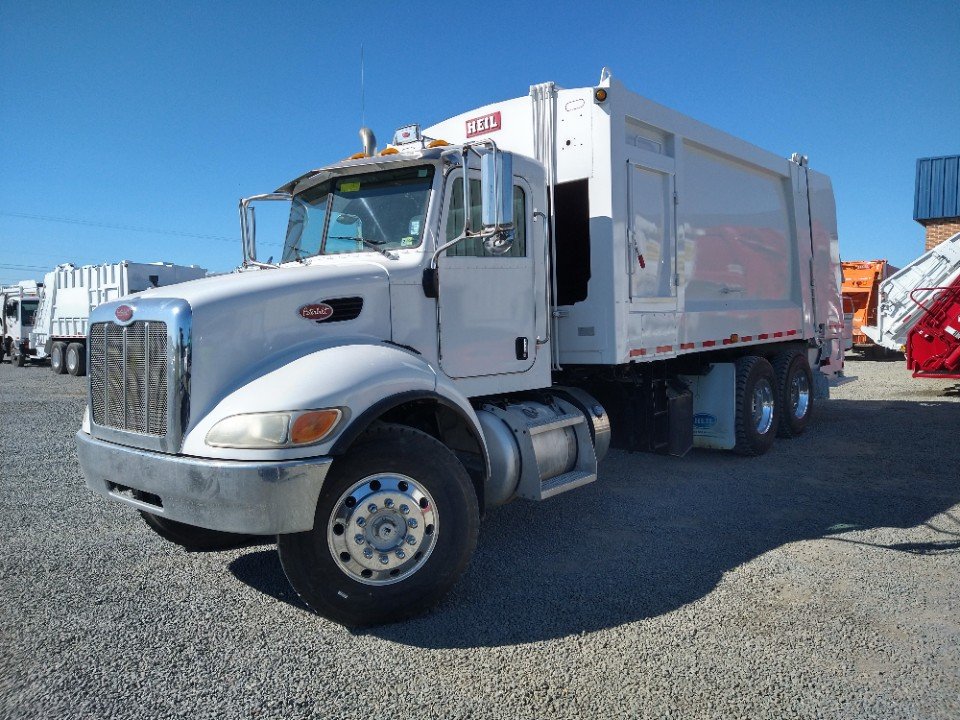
[[356, 517, 366, 527], [399, 504, 409, 514], [385, 498, 394, 508], [407, 518, 418, 528], [354, 534, 365, 545], [379, 555, 389, 565], [363, 548, 373, 559], [396, 549, 405, 559], [368, 504, 377, 513], [406, 536, 416, 546]]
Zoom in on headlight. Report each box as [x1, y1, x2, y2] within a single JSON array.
[[205, 409, 342, 449]]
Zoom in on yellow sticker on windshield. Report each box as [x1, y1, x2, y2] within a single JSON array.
[[339, 181, 361, 192], [401, 236, 414, 246]]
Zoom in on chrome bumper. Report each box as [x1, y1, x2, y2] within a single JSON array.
[[76, 431, 332, 534]]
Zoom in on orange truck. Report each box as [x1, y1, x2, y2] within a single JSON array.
[[841, 260, 899, 351]]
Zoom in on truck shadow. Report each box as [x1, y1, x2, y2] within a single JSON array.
[[229, 398, 960, 648]]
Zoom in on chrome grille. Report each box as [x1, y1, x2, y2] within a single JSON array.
[[90, 321, 168, 437]]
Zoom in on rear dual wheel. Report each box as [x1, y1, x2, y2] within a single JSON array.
[[50, 342, 66, 374], [772, 350, 813, 438], [278, 424, 479, 627], [733, 351, 813, 455], [733, 356, 779, 456], [66, 342, 85, 376]]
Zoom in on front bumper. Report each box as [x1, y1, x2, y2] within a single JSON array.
[[76, 431, 333, 534]]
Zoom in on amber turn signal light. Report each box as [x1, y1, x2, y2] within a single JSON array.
[[290, 410, 342, 445]]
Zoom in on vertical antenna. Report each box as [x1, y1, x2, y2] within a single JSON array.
[[360, 43, 366, 128]]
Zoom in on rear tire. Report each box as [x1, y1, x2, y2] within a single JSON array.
[[66, 342, 85, 376], [138, 509, 256, 551], [50, 342, 66, 374], [733, 355, 779, 456], [14, 345, 25, 367], [278, 424, 479, 627], [772, 350, 813, 438]]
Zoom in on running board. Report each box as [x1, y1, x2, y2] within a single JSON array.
[[539, 470, 597, 500]]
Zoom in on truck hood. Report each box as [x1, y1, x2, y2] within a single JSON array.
[[133, 262, 393, 431]]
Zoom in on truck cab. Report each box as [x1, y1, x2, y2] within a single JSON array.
[[77, 136, 588, 626]]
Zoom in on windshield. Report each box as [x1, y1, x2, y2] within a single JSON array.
[[282, 164, 435, 263], [21, 300, 38, 326]]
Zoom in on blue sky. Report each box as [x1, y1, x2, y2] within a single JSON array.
[[2, 1, 958, 285]]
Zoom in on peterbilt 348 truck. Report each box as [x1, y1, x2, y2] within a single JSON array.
[[76, 69, 844, 626]]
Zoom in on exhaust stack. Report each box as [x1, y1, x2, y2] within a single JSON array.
[[359, 127, 376, 156]]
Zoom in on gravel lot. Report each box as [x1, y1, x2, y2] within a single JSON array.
[[2, 355, 959, 719]]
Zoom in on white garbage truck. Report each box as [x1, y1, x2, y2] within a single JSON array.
[[2, 280, 43, 366], [29, 261, 207, 375], [76, 69, 844, 626]]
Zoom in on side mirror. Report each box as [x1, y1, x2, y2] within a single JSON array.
[[480, 150, 515, 255]]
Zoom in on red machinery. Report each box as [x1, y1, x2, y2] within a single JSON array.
[[906, 274, 960, 378]]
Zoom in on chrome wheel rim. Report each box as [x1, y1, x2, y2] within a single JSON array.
[[791, 372, 810, 420], [327, 473, 437, 586], [752, 379, 775, 435]]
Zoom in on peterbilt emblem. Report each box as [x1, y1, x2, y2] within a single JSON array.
[[115, 305, 133, 322], [298, 303, 334, 322], [465, 111, 501, 138]]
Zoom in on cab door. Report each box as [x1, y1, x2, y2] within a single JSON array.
[[437, 172, 537, 379]]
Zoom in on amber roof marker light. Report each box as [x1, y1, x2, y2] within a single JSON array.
[[594, 88, 608, 103]]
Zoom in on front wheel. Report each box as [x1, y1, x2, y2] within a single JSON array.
[[138, 505, 256, 551], [14, 345, 26, 367], [278, 424, 480, 627]]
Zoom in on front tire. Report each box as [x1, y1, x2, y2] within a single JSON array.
[[278, 424, 480, 627], [138, 509, 256, 551], [50, 342, 66, 374], [733, 355, 779, 456], [772, 350, 813, 438], [66, 342, 85, 376], [14, 345, 25, 367]]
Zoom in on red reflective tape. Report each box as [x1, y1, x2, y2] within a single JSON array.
[[680, 342, 695, 350], [722, 338, 735, 345], [656, 345, 673, 353], [786, 329, 798, 336], [741, 336, 753, 342], [702, 340, 716, 347], [629, 348, 647, 357], [758, 333, 769, 340], [773, 332, 784, 338]]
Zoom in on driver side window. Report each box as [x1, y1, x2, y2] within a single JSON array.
[[445, 178, 526, 258]]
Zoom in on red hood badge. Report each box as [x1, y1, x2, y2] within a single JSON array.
[[115, 305, 134, 322], [298, 303, 334, 322]]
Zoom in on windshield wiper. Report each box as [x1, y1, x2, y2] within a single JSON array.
[[327, 236, 399, 260]]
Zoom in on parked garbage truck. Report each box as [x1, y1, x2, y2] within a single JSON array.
[[29, 261, 207, 375], [861, 232, 960, 358], [859, 232, 960, 377], [1, 280, 43, 366], [76, 69, 844, 626], [841, 259, 899, 353]]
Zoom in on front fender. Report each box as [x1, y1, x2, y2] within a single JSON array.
[[180, 342, 485, 464]]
